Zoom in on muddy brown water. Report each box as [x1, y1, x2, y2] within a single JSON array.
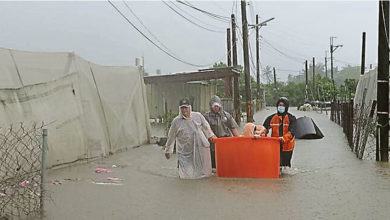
[[41, 109, 390, 220]]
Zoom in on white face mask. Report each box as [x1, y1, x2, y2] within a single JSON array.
[[277, 106, 286, 113]]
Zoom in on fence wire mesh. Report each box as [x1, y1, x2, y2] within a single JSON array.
[[353, 102, 377, 160], [0, 122, 45, 219], [331, 101, 377, 160]]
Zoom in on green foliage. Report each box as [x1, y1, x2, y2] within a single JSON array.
[[210, 62, 359, 109], [162, 111, 177, 135], [279, 82, 306, 106], [213, 62, 228, 68], [338, 78, 358, 101]]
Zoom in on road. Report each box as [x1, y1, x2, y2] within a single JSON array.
[[43, 108, 390, 220]]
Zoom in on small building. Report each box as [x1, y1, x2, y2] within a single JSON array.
[[146, 81, 216, 118], [144, 67, 240, 119]]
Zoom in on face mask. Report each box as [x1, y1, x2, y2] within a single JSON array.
[[277, 106, 285, 113]]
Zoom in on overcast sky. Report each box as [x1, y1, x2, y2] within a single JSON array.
[[0, 0, 379, 81]]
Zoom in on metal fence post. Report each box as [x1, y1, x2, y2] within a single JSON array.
[[337, 100, 341, 125], [349, 99, 354, 148], [40, 129, 48, 216], [330, 101, 334, 121]]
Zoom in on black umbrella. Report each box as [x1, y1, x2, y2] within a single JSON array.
[[295, 116, 324, 139]]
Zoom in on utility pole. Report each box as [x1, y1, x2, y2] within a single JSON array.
[[330, 37, 334, 89], [273, 67, 277, 88], [227, 28, 232, 66], [256, 14, 260, 109], [312, 57, 315, 100], [377, 0, 389, 162], [325, 51, 328, 78], [360, 32, 366, 76], [330, 36, 342, 100], [305, 60, 308, 103], [248, 15, 274, 111], [225, 28, 232, 98], [231, 14, 241, 125], [273, 67, 278, 100], [240, 0, 253, 122]]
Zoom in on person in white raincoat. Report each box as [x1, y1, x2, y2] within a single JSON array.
[[165, 98, 217, 179]]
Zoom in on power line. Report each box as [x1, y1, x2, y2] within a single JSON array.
[[261, 38, 304, 64], [181, 0, 230, 20], [272, 22, 325, 47], [247, 0, 256, 27], [262, 28, 320, 52], [231, 0, 236, 15], [211, 0, 232, 15], [236, 25, 257, 79], [262, 36, 308, 60], [122, 1, 178, 56], [107, 0, 215, 67], [248, 40, 258, 78], [169, 1, 226, 31], [176, 0, 230, 23], [162, 1, 225, 33], [260, 43, 302, 66]]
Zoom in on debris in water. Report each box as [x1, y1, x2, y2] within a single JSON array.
[[19, 180, 29, 187], [51, 180, 62, 185], [106, 177, 121, 181], [91, 181, 123, 186], [95, 168, 113, 173], [64, 178, 80, 181]]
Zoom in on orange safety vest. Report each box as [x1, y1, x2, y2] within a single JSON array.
[[269, 114, 295, 151]]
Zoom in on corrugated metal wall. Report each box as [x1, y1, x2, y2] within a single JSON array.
[[146, 82, 216, 118]]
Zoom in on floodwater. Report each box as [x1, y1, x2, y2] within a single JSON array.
[[42, 108, 390, 220]]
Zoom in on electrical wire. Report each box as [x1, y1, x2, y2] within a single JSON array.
[[162, 1, 225, 33], [262, 36, 309, 60], [122, 1, 178, 56], [261, 38, 305, 64], [169, 1, 226, 31], [108, 0, 218, 67], [177, 0, 231, 23]]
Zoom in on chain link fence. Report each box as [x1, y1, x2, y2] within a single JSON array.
[[331, 100, 377, 160], [353, 101, 377, 160], [0, 123, 47, 219]]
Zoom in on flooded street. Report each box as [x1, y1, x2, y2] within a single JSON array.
[[44, 109, 390, 220]]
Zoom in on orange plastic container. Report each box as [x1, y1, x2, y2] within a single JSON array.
[[214, 136, 281, 178]]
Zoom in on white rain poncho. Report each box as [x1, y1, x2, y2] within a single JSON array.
[[165, 106, 215, 179]]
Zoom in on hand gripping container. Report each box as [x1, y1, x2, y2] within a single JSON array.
[[214, 137, 281, 178]]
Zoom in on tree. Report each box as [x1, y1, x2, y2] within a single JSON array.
[[262, 65, 273, 84], [210, 62, 359, 109], [212, 62, 229, 98]]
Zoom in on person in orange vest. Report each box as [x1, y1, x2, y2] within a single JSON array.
[[263, 97, 296, 168]]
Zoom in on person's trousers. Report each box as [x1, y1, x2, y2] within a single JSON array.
[[210, 142, 216, 169], [280, 145, 293, 167]]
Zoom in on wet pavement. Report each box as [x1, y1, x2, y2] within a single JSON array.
[[43, 108, 390, 220]]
